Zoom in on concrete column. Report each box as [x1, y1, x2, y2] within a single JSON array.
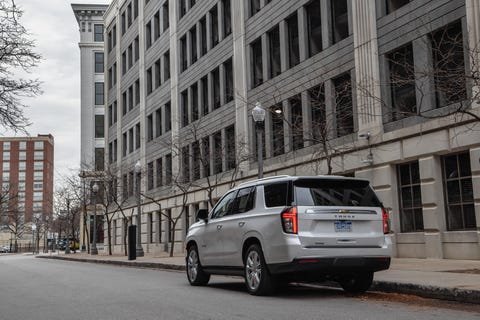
[[261, 34, 268, 85], [187, 86, 193, 125], [169, 0, 180, 178], [219, 63, 226, 107], [324, 79, 336, 140], [196, 21, 202, 60], [206, 11, 212, 50], [320, 0, 331, 49], [186, 30, 192, 67], [419, 156, 446, 259], [466, 0, 480, 105], [301, 91, 312, 147], [412, 36, 435, 113], [207, 72, 213, 114], [217, 2, 224, 41], [297, 7, 308, 62], [279, 20, 288, 73]]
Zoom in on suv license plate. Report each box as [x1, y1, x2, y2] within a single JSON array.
[[334, 221, 352, 232]]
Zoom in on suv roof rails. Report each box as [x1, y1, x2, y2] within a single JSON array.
[[237, 175, 291, 188]]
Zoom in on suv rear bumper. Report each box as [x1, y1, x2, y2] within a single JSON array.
[[268, 257, 391, 275]]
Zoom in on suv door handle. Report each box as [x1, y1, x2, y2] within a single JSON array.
[[217, 225, 222, 230], [238, 222, 245, 227]]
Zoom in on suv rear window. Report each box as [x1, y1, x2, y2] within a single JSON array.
[[294, 178, 381, 207], [264, 182, 290, 207]]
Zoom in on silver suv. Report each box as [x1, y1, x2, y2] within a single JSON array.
[[185, 176, 392, 295]]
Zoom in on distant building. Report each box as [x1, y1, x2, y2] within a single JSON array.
[[0, 134, 54, 243], [72, 3, 109, 250], [101, 0, 480, 260]]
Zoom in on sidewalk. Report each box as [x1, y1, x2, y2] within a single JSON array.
[[36, 252, 480, 304]]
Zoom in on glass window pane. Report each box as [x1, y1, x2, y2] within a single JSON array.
[[463, 204, 476, 229], [401, 186, 412, 207], [460, 179, 473, 201], [401, 209, 413, 232], [458, 153, 471, 177], [399, 164, 410, 185], [412, 185, 422, 207], [411, 161, 420, 183], [413, 208, 424, 231], [446, 180, 461, 204], [444, 155, 458, 179], [446, 205, 463, 230]]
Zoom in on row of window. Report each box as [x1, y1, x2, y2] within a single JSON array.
[[179, 0, 231, 74], [250, 0, 349, 89], [398, 152, 476, 232], [2, 141, 44, 150], [121, 0, 139, 36], [178, 0, 196, 19], [121, 36, 140, 76], [2, 182, 44, 191], [146, 154, 173, 191], [180, 58, 233, 128], [1, 151, 44, 161], [2, 171, 43, 181], [95, 82, 104, 105], [145, 101, 172, 143], [145, 2, 169, 50], [121, 79, 140, 116], [249, 0, 272, 18], [122, 123, 141, 157], [145, 50, 171, 95], [2, 161, 44, 171]]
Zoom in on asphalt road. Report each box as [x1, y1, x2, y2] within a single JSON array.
[[0, 254, 478, 320]]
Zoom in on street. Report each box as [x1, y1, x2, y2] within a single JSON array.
[[0, 255, 478, 320]]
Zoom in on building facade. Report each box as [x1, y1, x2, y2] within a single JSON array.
[[0, 135, 54, 245], [103, 0, 480, 259], [72, 4, 109, 250]]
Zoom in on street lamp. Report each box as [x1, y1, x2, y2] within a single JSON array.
[[135, 160, 144, 257], [31, 224, 36, 254], [91, 183, 99, 255], [252, 102, 266, 179], [33, 213, 41, 254]]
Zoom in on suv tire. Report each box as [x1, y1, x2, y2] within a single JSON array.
[[339, 272, 373, 294], [186, 244, 210, 286], [244, 244, 274, 296]]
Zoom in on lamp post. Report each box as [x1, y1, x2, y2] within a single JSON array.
[[65, 199, 71, 254], [252, 102, 266, 179], [31, 224, 36, 254], [135, 160, 144, 257], [91, 182, 99, 255], [33, 213, 41, 254]]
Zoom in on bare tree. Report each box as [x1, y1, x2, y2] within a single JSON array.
[[0, 1, 42, 132]]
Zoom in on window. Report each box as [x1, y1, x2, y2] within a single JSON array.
[[309, 84, 326, 142], [179, 0, 187, 18], [34, 151, 44, 160], [190, 26, 197, 64], [210, 6, 219, 47], [147, 114, 153, 142], [122, 132, 127, 157], [95, 115, 104, 138], [270, 104, 284, 156], [135, 79, 140, 105], [154, 11, 160, 39], [165, 154, 172, 184], [223, 0, 231, 37], [19, 172, 26, 181], [212, 68, 221, 109], [398, 161, 424, 232], [95, 82, 104, 105], [211, 191, 236, 219], [163, 50, 170, 80], [181, 90, 189, 127], [443, 153, 476, 230], [129, 128, 134, 153], [155, 108, 162, 137], [182, 146, 190, 182], [388, 44, 416, 121], [147, 67, 153, 94], [147, 162, 154, 190], [162, 2, 169, 31], [231, 187, 255, 214], [95, 148, 104, 171], [331, 0, 349, 43], [2, 172, 9, 181], [192, 141, 200, 180], [251, 38, 263, 88], [19, 182, 26, 190], [224, 59, 234, 103], [431, 20, 466, 107], [201, 137, 210, 177], [156, 157, 163, 187], [128, 85, 134, 110], [290, 95, 303, 150], [19, 161, 26, 170], [128, 44, 133, 68], [333, 73, 354, 137], [307, 0, 322, 57], [146, 21, 152, 49], [135, 123, 141, 150], [287, 14, 300, 68], [180, 35, 188, 72], [264, 182, 289, 207], [165, 102, 172, 132], [33, 171, 43, 181], [134, 36, 139, 61], [268, 26, 281, 79], [122, 92, 127, 115], [386, 0, 410, 14], [191, 83, 199, 122], [201, 76, 209, 116], [155, 59, 161, 89], [213, 131, 222, 174], [3, 152, 10, 161], [225, 125, 235, 170], [250, 0, 261, 17], [95, 52, 104, 73], [200, 17, 207, 56], [122, 51, 127, 74], [33, 161, 43, 170], [94, 24, 104, 42], [19, 152, 26, 160], [18, 142, 25, 150], [2, 162, 9, 171]]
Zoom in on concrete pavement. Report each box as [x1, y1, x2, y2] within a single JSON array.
[[36, 251, 480, 304]]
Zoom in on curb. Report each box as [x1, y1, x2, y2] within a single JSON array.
[[37, 256, 479, 304]]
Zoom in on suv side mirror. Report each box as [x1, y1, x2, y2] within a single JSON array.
[[196, 209, 209, 222]]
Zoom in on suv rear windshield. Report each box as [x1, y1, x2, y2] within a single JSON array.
[[294, 178, 382, 207]]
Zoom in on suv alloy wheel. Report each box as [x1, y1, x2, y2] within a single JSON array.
[[244, 244, 274, 295], [186, 244, 210, 286]]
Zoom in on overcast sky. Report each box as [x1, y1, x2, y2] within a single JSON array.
[[8, 0, 109, 183]]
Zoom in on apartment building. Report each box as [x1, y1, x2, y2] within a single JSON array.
[[72, 3, 109, 249], [103, 0, 480, 259], [0, 135, 54, 243]]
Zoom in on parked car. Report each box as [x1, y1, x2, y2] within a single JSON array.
[[58, 239, 79, 251], [185, 175, 392, 295], [0, 245, 13, 253]]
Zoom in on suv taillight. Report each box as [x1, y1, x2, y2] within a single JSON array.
[[281, 207, 298, 234], [382, 208, 391, 234]]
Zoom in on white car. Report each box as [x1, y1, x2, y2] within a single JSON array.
[[185, 175, 392, 295]]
